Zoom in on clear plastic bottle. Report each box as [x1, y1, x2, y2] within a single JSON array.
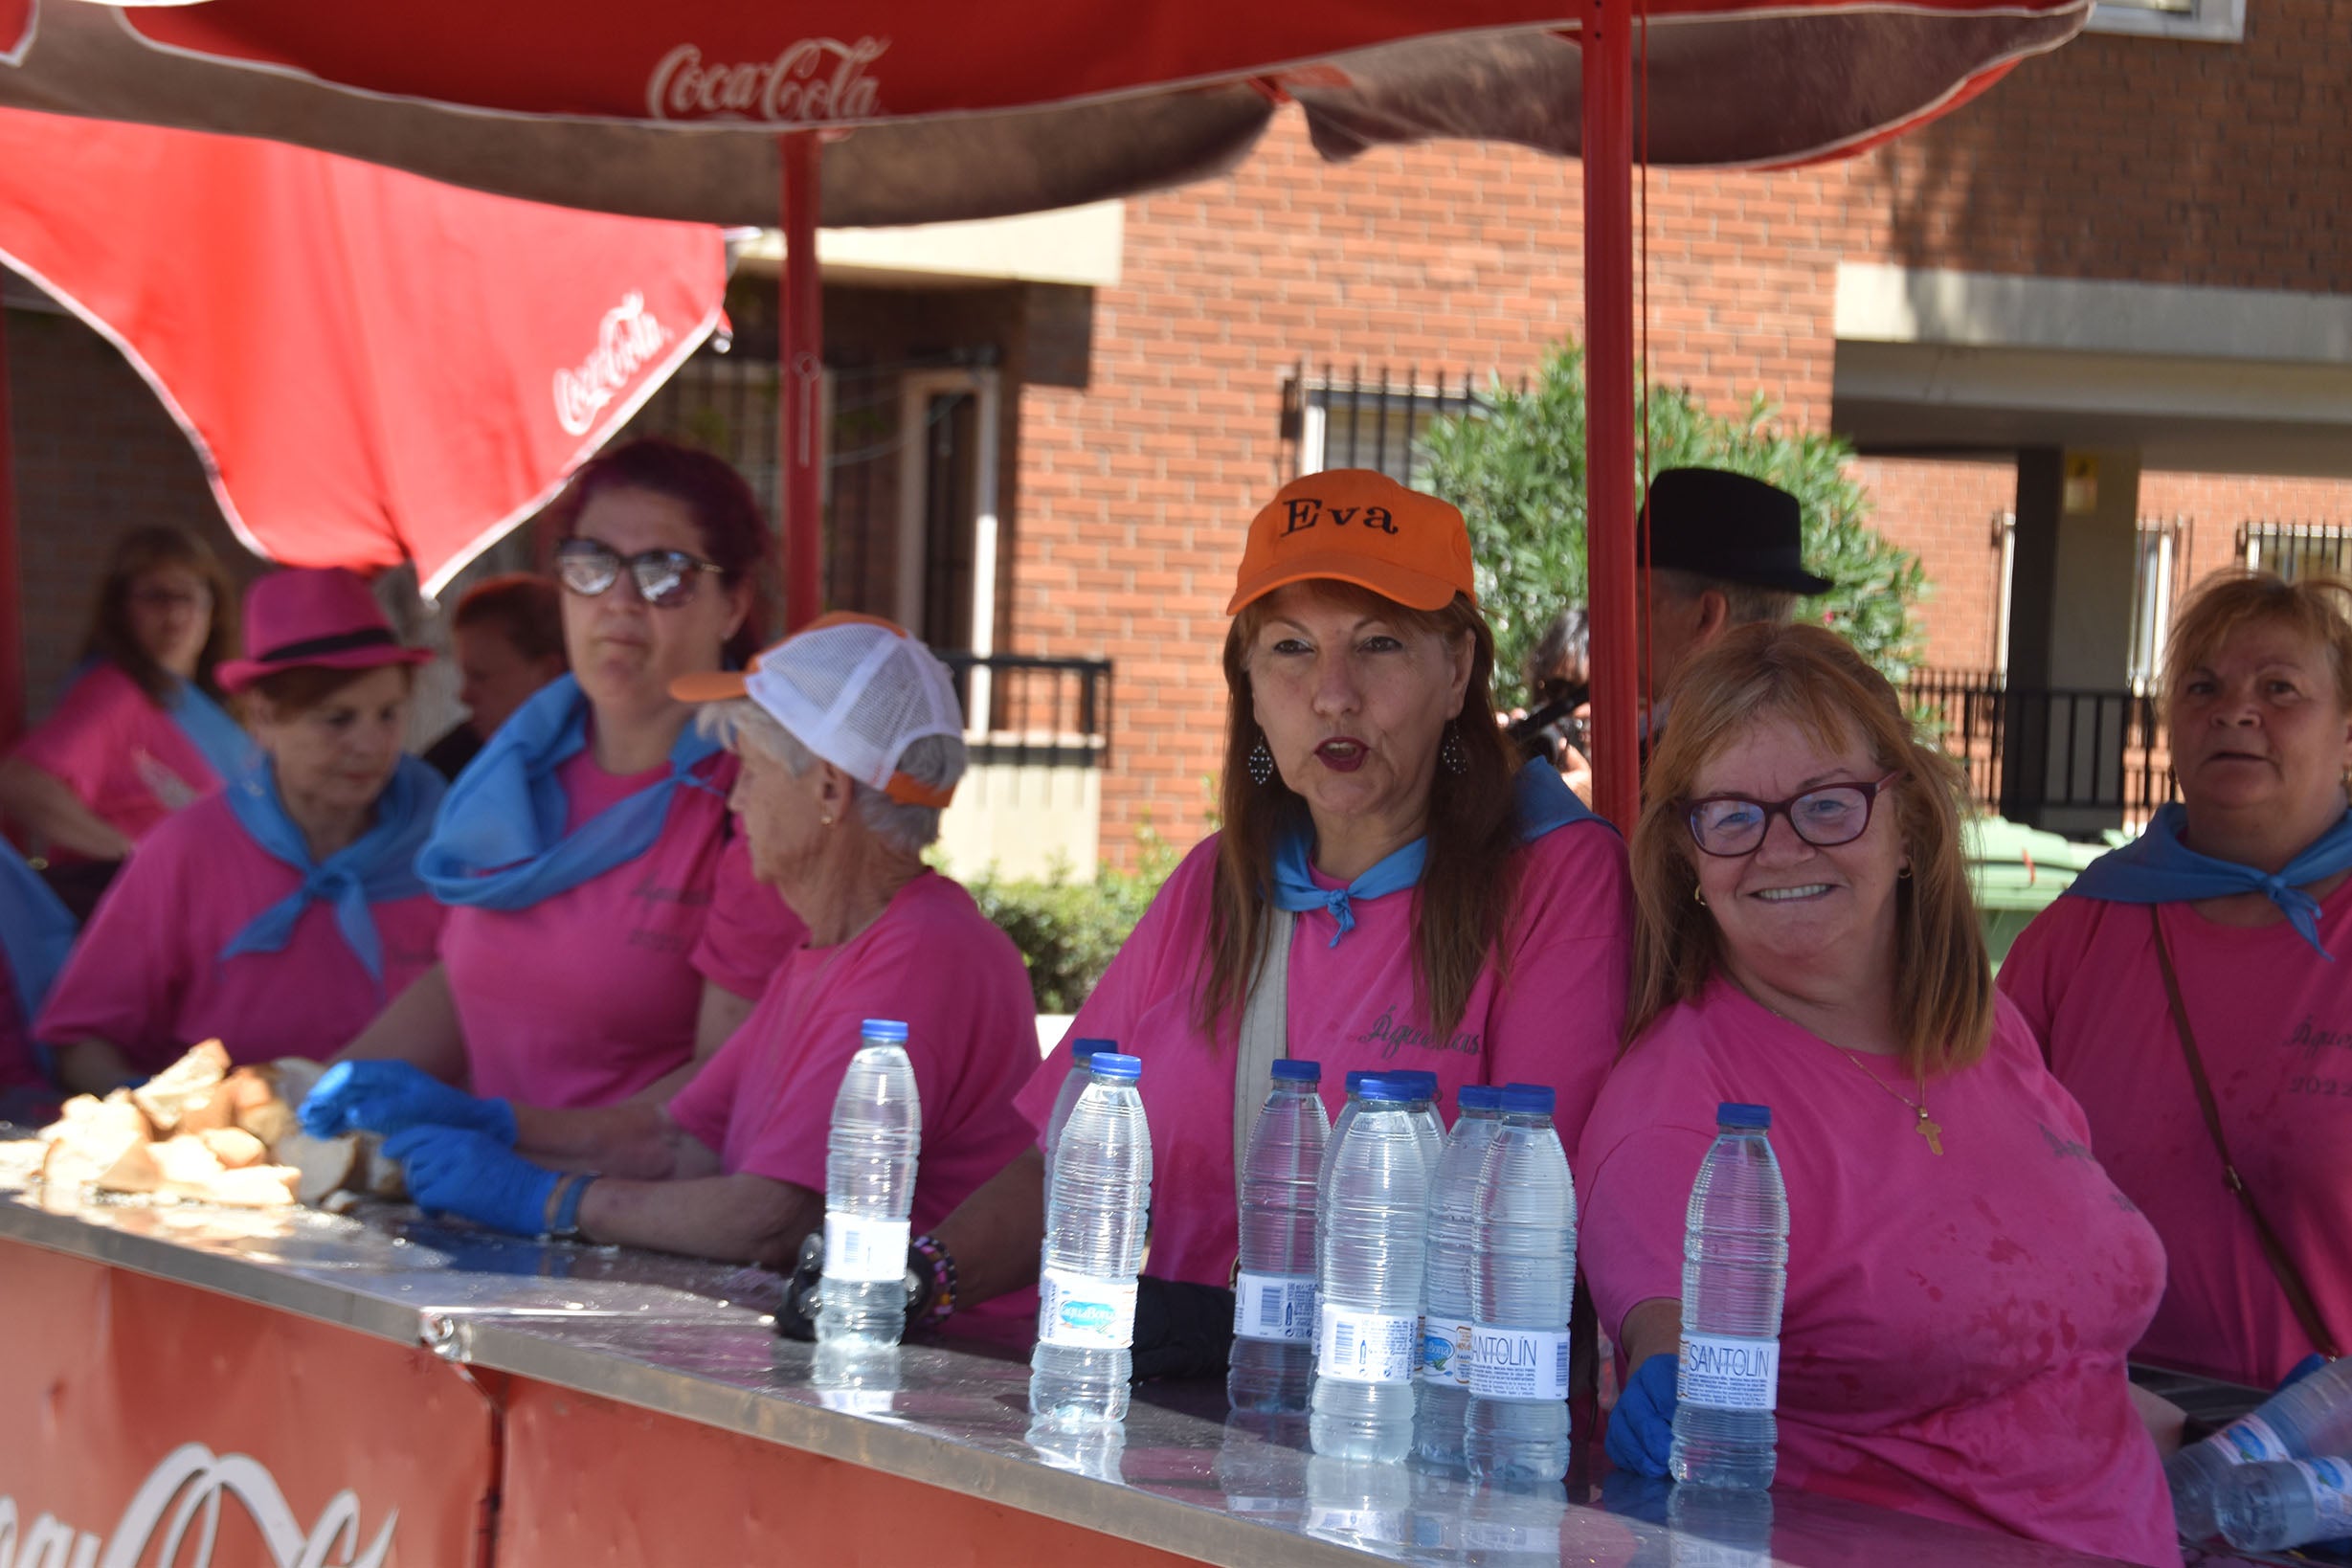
[[1315, 1072, 1381, 1277], [1030, 1051, 1152, 1426], [2168, 1357, 2352, 1541], [1310, 1080, 1428, 1461], [1230, 1058, 1331, 1414], [2215, 1456, 2352, 1552], [1042, 1037, 1117, 1173], [1414, 1084, 1504, 1467], [1670, 1102, 1787, 1490], [1465, 1084, 1577, 1484], [817, 1021, 922, 1349], [1394, 1069, 1445, 1174]]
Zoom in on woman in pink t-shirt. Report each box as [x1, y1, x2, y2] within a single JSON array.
[[0, 526, 255, 916], [36, 568, 444, 1090], [2004, 570, 2352, 1387], [916, 471, 1630, 1367], [338, 441, 804, 1109], [1579, 623, 2177, 1567], [303, 616, 1033, 1274]]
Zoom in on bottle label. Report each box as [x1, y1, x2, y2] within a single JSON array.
[[1038, 1267, 1139, 1350], [2216, 1412, 2291, 1466], [1467, 1325, 1571, 1400], [1315, 1305, 1417, 1382], [822, 1214, 909, 1283], [1678, 1333, 1780, 1410], [2292, 1458, 2352, 1535], [1419, 1319, 1474, 1386], [1234, 1272, 1317, 1343]]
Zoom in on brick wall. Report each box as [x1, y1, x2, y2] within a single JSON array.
[[4, 304, 268, 726]]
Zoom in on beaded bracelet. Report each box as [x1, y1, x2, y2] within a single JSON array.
[[910, 1232, 958, 1328]]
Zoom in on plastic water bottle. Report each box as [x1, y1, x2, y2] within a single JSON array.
[[1465, 1085, 1577, 1484], [1315, 1072, 1380, 1276], [1414, 1084, 1504, 1466], [1670, 1102, 1787, 1489], [1042, 1037, 1116, 1172], [2215, 1456, 2352, 1551], [1305, 1454, 1411, 1551], [1310, 1080, 1427, 1461], [1030, 1052, 1152, 1426], [2169, 1357, 2352, 1540], [1395, 1070, 1445, 1173], [1230, 1059, 1331, 1414], [817, 1021, 921, 1349]]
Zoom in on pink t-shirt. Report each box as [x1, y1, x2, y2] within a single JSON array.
[[438, 749, 795, 1109], [668, 871, 1037, 1239], [1013, 822, 1632, 1289], [688, 834, 808, 999], [2001, 887, 2352, 1386], [1578, 977, 2176, 1568], [10, 663, 220, 847], [34, 793, 444, 1071]]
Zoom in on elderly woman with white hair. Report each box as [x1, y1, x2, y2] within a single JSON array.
[[302, 615, 1041, 1268]]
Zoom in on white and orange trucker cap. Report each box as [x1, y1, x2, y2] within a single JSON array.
[[670, 612, 965, 809]]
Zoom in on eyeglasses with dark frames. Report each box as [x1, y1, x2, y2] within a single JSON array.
[[554, 538, 726, 609], [1684, 771, 1904, 858]]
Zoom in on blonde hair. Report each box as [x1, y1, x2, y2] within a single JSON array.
[[1625, 622, 1992, 1075], [2162, 570, 2352, 715]]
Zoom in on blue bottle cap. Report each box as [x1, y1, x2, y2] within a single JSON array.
[[1344, 1070, 1375, 1094], [861, 1019, 909, 1043], [1457, 1084, 1504, 1114], [1396, 1070, 1439, 1098], [1271, 1059, 1322, 1083], [1070, 1038, 1117, 1060], [1358, 1078, 1416, 1104], [1717, 1101, 1771, 1131], [1500, 1085, 1556, 1116], [1090, 1052, 1143, 1082]]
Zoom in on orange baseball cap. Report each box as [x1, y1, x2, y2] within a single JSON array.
[[1224, 469, 1477, 616]]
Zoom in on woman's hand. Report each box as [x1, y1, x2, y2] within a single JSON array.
[[1607, 1354, 1682, 1478], [301, 1060, 517, 1143], [0, 758, 134, 861]]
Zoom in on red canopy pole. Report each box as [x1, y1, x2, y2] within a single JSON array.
[[1581, 0, 1639, 828], [0, 300, 23, 750], [778, 133, 824, 632]]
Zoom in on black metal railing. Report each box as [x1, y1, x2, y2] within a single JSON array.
[[1280, 364, 1512, 483], [1906, 669, 2172, 824], [935, 653, 1113, 769]]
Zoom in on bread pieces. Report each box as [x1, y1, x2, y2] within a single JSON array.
[[128, 1041, 230, 1136], [275, 1130, 360, 1206], [198, 1128, 267, 1170]]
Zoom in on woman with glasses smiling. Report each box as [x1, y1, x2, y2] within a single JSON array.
[[336, 438, 805, 1109], [1577, 623, 2178, 1567]]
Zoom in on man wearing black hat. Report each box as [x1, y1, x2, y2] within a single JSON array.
[[1637, 467, 1834, 752]]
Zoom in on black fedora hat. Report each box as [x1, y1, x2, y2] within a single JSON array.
[[1639, 467, 1834, 596]]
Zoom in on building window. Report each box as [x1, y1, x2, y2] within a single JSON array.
[[2240, 520, 2352, 582], [2084, 0, 2244, 42], [1286, 370, 1490, 483], [2129, 518, 2194, 689]]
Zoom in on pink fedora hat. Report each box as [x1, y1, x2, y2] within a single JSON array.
[[215, 567, 432, 695]]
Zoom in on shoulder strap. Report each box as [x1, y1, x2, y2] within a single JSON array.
[[1233, 910, 1296, 1197], [2148, 906, 2341, 1359]]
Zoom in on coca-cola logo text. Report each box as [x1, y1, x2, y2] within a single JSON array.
[[647, 37, 887, 123], [0, 1442, 396, 1568], [553, 293, 673, 437]]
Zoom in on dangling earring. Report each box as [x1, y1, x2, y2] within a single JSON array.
[[1247, 734, 1276, 787], [1692, 885, 1707, 907], [1440, 722, 1467, 775]]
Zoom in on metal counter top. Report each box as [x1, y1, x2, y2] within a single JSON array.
[[0, 1151, 2132, 1568]]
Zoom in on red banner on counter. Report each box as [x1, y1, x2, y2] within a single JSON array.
[[0, 1242, 494, 1567]]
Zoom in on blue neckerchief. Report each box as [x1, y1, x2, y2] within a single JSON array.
[[168, 678, 261, 782], [220, 754, 445, 985], [414, 675, 721, 910], [2065, 801, 2352, 959], [0, 849, 76, 1028], [1267, 760, 1606, 947]]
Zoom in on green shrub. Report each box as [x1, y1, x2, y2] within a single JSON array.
[[959, 824, 1182, 1014], [1417, 344, 1928, 710]]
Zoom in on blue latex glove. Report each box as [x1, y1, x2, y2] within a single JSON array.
[[1607, 1353, 1680, 1479], [301, 1060, 517, 1144], [383, 1125, 559, 1237]]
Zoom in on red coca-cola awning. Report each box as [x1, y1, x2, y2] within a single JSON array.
[[0, 105, 726, 595], [0, 1, 2085, 222]]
